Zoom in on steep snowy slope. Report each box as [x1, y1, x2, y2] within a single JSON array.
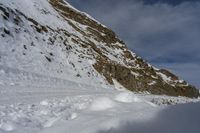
[[0, 0, 199, 97]]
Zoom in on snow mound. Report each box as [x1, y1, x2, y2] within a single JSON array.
[[70, 113, 78, 120], [40, 100, 49, 106], [0, 122, 14, 131], [115, 92, 142, 103], [90, 97, 116, 111]]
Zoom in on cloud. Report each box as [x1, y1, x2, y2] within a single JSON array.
[[66, 0, 200, 88], [98, 102, 200, 133]]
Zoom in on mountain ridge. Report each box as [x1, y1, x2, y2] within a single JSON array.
[[0, 0, 199, 97]]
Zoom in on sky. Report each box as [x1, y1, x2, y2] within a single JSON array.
[[66, 0, 200, 88]]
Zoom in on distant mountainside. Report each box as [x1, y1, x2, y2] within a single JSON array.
[[0, 0, 199, 97]]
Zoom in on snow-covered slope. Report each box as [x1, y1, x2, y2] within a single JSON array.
[[0, 0, 199, 97], [0, 0, 107, 86]]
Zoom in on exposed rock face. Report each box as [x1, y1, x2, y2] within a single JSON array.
[[0, 0, 199, 97], [93, 59, 199, 98]]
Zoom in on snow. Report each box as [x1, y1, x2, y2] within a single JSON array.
[[2, 0, 70, 29], [98, 102, 200, 133], [0, 64, 195, 133], [70, 113, 78, 120], [88, 59, 96, 65], [0, 122, 14, 132], [40, 100, 49, 106], [112, 79, 126, 91], [131, 71, 139, 77], [89, 97, 116, 111], [157, 72, 172, 83], [151, 75, 158, 79], [178, 79, 184, 83], [115, 92, 141, 103], [0, 0, 107, 87], [0, 68, 199, 133], [148, 81, 157, 86]]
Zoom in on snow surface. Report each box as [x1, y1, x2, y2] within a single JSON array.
[[0, 64, 198, 133], [0, 66, 198, 133], [89, 97, 116, 111], [99, 102, 200, 133], [115, 92, 141, 103]]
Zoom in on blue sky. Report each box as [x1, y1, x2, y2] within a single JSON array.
[[66, 0, 200, 88]]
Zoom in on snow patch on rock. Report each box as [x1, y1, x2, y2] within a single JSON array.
[[113, 79, 126, 91]]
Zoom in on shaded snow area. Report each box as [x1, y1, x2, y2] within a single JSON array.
[[98, 102, 200, 133]]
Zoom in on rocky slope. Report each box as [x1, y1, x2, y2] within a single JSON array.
[[0, 0, 199, 97]]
